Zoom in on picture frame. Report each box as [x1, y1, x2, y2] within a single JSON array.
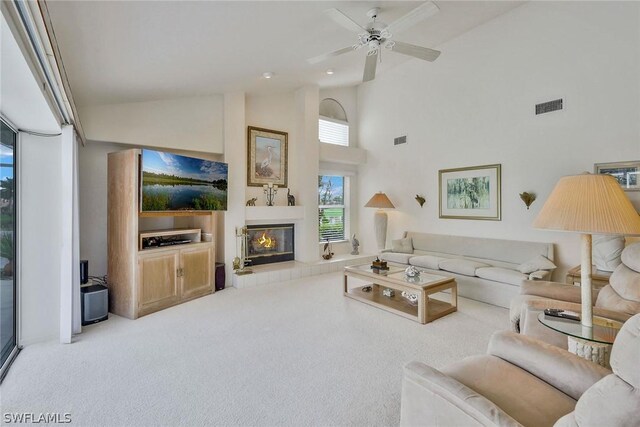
[[247, 126, 288, 187], [439, 164, 502, 220], [594, 161, 640, 192]]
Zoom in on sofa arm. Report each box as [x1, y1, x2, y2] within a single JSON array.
[[401, 361, 522, 427], [528, 270, 551, 280], [487, 331, 611, 400], [520, 281, 586, 303]]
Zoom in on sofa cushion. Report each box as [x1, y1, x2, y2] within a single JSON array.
[[476, 267, 528, 286], [517, 255, 557, 274], [409, 255, 448, 270], [443, 355, 576, 427], [595, 285, 640, 315], [621, 242, 640, 273], [609, 263, 640, 302], [379, 252, 413, 264], [439, 259, 490, 277], [609, 313, 640, 388], [391, 237, 413, 254]]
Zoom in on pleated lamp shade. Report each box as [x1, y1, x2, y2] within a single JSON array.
[[365, 192, 395, 209], [534, 173, 640, 235]]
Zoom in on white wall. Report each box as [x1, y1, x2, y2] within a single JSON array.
[[81, 96, 224, 154], [19, 133, 63, 344], [245, 92, 298, 206], [78, 141, 224, 278], [357, 1, 640, 278]]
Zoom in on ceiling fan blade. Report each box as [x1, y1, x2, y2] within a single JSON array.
[[390, 41, 441, 62], [363, 52, 378, 83], [385, 1, 439, 35], [307, 46, 355, 64], [324, 8, 366, 33]]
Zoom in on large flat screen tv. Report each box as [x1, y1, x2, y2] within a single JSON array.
[[140, 149, 228, 211]]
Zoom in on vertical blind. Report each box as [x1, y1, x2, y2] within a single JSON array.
[[319, 118, 349, 146]]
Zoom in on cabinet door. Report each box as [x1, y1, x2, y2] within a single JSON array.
[[181, 246, 213, 299], [138, 252, 180, 315]]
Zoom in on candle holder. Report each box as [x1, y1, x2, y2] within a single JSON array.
[[263, 184, 278, 206]]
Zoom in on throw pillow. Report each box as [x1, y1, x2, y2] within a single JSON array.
[[391, 237, 413, 254], [517, 255, 557, 274]]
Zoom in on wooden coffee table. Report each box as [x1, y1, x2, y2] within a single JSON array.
[[343, 264, 457, 324]]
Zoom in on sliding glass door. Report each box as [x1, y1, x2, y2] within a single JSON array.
[[0, 120, 17, 375]]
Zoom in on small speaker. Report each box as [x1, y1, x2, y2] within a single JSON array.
[[215, 263, 225, 291], [80, 260, 89, 284], [81, 284, 108, 326]]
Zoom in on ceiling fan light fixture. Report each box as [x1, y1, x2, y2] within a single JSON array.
[[326, 68, 334, 75], [262, 72, 274, 79]]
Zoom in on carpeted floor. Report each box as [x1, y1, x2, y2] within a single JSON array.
[[1, 272, 508, 426]]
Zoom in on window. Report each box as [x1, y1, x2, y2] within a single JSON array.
[[0, 120, 17, 377], [319, 117, 349, 146], [318, 175, 346, 242]]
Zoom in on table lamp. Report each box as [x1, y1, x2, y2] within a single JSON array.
[[365, 192, 395, 250], [533, 173, 640, 328]]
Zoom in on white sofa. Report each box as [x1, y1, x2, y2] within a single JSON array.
[[380, 232, 555, 308]]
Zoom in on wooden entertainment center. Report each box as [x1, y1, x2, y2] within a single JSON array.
[[107, 149, 217, 319]]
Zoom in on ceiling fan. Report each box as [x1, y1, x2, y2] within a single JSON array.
[[308, 2, 441, 83]]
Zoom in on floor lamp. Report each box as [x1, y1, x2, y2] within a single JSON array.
[[533, 173, 640, 328], [365, 192, 395, 250]]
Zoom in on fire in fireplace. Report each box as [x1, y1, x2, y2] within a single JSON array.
[[245, 224, 294, 266]]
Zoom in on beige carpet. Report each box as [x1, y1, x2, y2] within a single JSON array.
[[1, 272, 508, 426]]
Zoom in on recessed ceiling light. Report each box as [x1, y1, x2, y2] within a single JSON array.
[[326, 69, 334, 75], [262, 72, 274, 79]]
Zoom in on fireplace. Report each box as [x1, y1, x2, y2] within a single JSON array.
[[245, 224, 294, 266]]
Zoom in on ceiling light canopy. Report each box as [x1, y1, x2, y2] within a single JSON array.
[[262, 72, 274, 79]]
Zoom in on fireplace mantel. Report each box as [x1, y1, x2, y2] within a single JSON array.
[[245, 206, 305, 221]]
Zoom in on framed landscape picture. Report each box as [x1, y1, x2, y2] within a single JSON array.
[[247, 126, 288, 187], [439, 164, 502, 220], [594, 161, 640, 191]]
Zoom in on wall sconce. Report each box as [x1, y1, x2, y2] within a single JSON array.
[[415, 195, 426, 207], [519, 192, 536, 210]]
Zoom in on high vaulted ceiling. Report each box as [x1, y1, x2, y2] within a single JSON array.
[[44, 1, 523, 107]]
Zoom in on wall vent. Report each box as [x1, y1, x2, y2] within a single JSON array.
[[536, 99, 563, 115], [394, 135, 407, 145]]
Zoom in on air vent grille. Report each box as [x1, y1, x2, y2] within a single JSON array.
[[394, 135, 407, 145], [536, 99, 563, 115]]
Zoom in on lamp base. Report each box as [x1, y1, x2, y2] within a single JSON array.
[[374, 210, 388, 250], [580, 234, 593, 328]]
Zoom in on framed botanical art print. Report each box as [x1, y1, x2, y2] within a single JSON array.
[[594, 161, 640, 191], [247, 126, 288, 187], [439, 164, 502, 220]]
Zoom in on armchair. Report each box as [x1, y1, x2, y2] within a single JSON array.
[[510, 243, 640, 349], [400, 313, 640, 426]]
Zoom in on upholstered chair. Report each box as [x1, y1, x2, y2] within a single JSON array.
[[510, 242, 640, 349], [400, 314, 640, 427]]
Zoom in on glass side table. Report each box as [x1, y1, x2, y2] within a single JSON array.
[[538, 312, 622, 368]]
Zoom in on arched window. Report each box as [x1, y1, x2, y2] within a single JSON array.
[[319, 98, 349, 147]]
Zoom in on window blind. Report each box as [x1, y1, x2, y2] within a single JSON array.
[[319, 118, 349, 146]]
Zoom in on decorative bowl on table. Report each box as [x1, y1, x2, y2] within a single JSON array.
[[405, 266, 420, 278]]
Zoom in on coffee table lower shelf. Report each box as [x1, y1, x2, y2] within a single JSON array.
[[345, 284, 455, 323]]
